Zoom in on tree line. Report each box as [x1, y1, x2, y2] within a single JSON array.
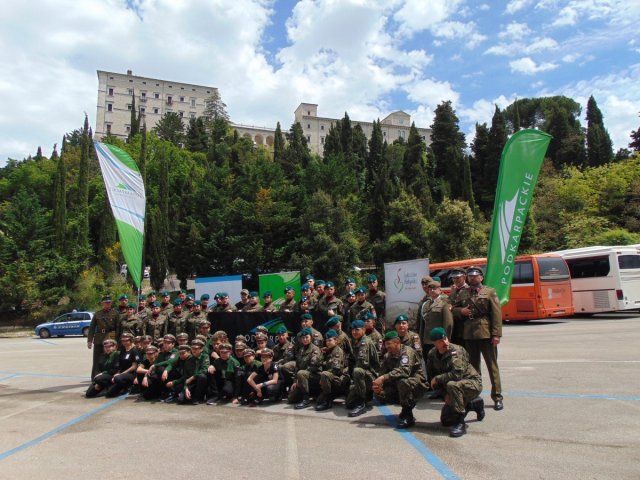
[[1, 93, 639, 322]]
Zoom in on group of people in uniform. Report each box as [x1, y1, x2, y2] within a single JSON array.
[[86, 268, 503, 437]]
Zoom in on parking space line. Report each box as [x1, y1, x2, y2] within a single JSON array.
[[35, 339, 57, 346], [0, 395, 127, 461], [376, 403, 460, 480], [0, 371, 87, 380], [0, 374, 21, 382], [497, 390, 640, 402], [0, 396, 63, 422]]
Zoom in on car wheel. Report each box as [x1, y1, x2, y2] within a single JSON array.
[[39, 328, 51, 339], [82, 327, 90, 337]]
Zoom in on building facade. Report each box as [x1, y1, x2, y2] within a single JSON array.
[[95, 70, 217, 141], [294, 103, 431, 156]]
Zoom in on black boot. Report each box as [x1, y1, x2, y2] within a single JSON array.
[[348, 403, 367, 417], [427, 389, 444, 400], [397, 406, 416, 428], [449, 414, 467, 438], [472, 396, 485, 421], [295, 395, 312, 410]]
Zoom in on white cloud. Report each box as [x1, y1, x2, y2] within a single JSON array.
[[485, 36, 558, 57], [562, 53, 581, 63], [527, 37, 559, 52], [403, 78, 460, 107], [506, 0, 534, 14], [553, 6, 578, 26], [479, 4, 491, 11], [509, 57, 558, 74], [498, 22, 531, 39], [430, 21, 487, 49], [393, 0, 463, 38]]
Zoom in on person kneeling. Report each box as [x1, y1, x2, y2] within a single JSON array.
[[246, 349, 283, 405]]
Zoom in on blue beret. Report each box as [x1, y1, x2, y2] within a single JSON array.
[[351, 320, 365, 329]]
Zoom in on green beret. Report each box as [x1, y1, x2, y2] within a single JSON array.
[[214, 293, 222, 300], [263, 291, 272, 297], [152, 301, 161, 308], [346, 290, 355, 297], [384, 330, 399, 341], [305, 274, 314, 281], [325, 281, 335, 288], [149, 291, 157, 296], [220, 292, 229, 298], [351, 320, 365, 329], [127, 303, 136, 309], [362, 312, 375, 320], [194, 300, 201, 306], [355, 287, 366, 294], [276, 326, 288, 335], [345, 277, 356, 284], [299, 327, 312, 336], [284, 286, 294, 293], [367, 274, 378, 282], [325, 316, 340, 328], [138, 294, 146, 301], [161, 291, 170, 297], [118, 294, 128, 300], [325, 330, 338, 339], [316, 280, 326, 286], [173, 299, 182, 306], [430, 327, 448, 341], [301, 284, 311, 291], [200, 294, 210, 300], [394, 314, 409, 324], [249, 291, 258, 297], [301, 313, 313, 320], [186, 294, 194, 300]]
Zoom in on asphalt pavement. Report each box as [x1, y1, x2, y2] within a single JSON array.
[[0, 314, 639, 479]]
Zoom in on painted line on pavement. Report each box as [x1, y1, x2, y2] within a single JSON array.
[[0, 395, 127, 461], [35, 339, 57, 346], [0, 374, 21, 382], [496, 390, 640, 402], [376, 403, 459, 480], [0, 371, 87, 380]]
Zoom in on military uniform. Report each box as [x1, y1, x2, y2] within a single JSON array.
[[349, 301, 374, 321], [279, 298, 298, 313], [398, 330, 421, 351], [85, 348, 119, 397], [316, 295, 343, 317], [242, 303, 264, 312], [144, 314, 167, 344], [418, 294, 454, 357], [119, 315, 142, 340], [184, 311, 207, 341], [462, 284, 503, 403], [366, 289, 386, 330], [287, 342, 323, 404], [345, 335, 380, 409], [273, 338, 294, 364], [317, 344, 348, 405], [375, 344, 428, 409], [365, 328, 384, 359], [212, 356, 242, 401], [263, 302, 278, 313], [88, 308, 120, 378], [449, 283, 471, 346], [166, 311, 187, 337]]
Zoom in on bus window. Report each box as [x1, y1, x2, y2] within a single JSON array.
[[566, 256, 610, 278], [512, 261, 534, 284], [537, 257, 570, 281], [430, 269, 453, 287], [618, 255, 640, 270]]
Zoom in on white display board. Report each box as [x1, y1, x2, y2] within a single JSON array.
[[383, 258, 430, 329]]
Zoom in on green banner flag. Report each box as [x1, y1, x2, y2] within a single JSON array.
[[485, 129, 551, 305], [94, 142, 146, 288], [259, 271, 301, 308]]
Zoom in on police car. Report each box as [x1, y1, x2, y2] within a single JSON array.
[[34, 311, 94, 338]]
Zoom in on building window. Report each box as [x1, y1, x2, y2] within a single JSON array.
[[109, 76, 114, 80], [206, 90, 210, 93], [383, 131, 387, 137], [167, 96, 172, 104], [108, 87, 114, 96], [125, 125, 131, 132], [307, 110, 311, 115], [154, 108, 159, 114], [320, 125, 324, 130], [141, 92, 146, 98], [142, 81, 146, 85], [156, 83, 159, 86], [307, 124, 310, 129], [140, 107, 145, 113], [106, 124, 112, 134], [179, 96, 185, 102], [191, 98, 196, 107], [168, 85, 172, 88], [127, 104, 132, 111], [129, 79, 133, 83], [321, 136, 325, 144], [306, 135, 311, 142], [128, 88, 133, 95], [179, 111, 184, 117], [190, 112, 196, 119], [192, 88, 196, 91], [154, 93, 159, 99], [181, 87, 184, 90], [107, 103, 113, 112]]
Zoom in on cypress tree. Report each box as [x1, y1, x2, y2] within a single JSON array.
[[139, 122, 147, 183], [50, 143, 58, 161], [52, 137, 67, 252], [128, 90, 140, 141], [77, 114, 90, 258], [429, 101, 466, 200], [273, 122, 285, 164], [586, 96, 613, 166]]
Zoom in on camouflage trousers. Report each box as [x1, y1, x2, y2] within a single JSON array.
[[445, 377, 482, 414], [319, 371, 349, 398], [375, 376, 428, 408], [345, 367, 375, 407]]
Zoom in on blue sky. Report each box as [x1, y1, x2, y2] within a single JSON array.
[[1, 0, 639, 164]]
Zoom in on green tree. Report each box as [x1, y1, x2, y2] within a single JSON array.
[[430, 101, 466, 200], [52, 136, 67, 252], [273, 122, 285, 164], [186, 117, 208, 153], [154, 112, 184, 146], [77, 115, 90, 260], [380, 191, 432, 261], [128, 90, 140, 141], [628, 113, 640, 152], [203, 90, 230, 124], [585, 96, 613, 166], [284, 122, 311, 172], [428, 198, 487, 261]]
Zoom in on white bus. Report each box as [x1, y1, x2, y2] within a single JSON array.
[[551, 246, 640, 314]]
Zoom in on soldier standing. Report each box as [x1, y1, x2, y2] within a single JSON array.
[[448, 268, 470, 346], [279, 286, 298, 312], [87, 295, 120, 378], [418, 279, 454, 360]]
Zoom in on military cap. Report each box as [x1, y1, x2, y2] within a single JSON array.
[[299, 327, 312, 336], [325, 281, 335, 288], [249, 291, 259, 297], [198, 319, 211, 327], [220, 292, 229, 298], [219, 343, 233, 351], [141, 335, 152, 341], [256, 325, 268, 333], [316, 280, 326, 286], [102, 338, 117, 346], [300, 296, 310, 303], [149, 291, 157, 296], [161, 291, 170, 297], [428, 279, 442, 288], [235, 334, 247, 342], [173, 298, 182, 306], [145, 345, 159, 353], [240, 289, 250, 295], [138, 294, 146, 301], [180, 289, 188, 294], [351, 320, 365, 329], [214, 292, 222, 300], [325, 330, 338, 339], [194, 300, 202, 306], [152, 301, 161, 308], [255, 333, 268, 341], [178, 345, 192, 352], [234, 342, 247, 350], [362, 312, 375, 320], [195, 334, 207, 342], [101, 295, 112, 303], [186, 294, 195, 300], [191, 339, 205, 348], [120, 332, 134, 340], [346, 290, 356, 297], [345, 277, 356, 284], [367, 274, 378, 282], [305, 274, 315, 281], [118, 293, 128, 300], [325, 316, 340, 328], [301, 284, 311, 291], [384, 330, 399, 341], [263, 291, 272, 297], [355, 287, 367, 294], [284, 286, 294, 293], [394, 314, 409, 324], [200, 293, 210, 301], [300, 313, 313, 320], [260, 348, 274, 357], [243, 349, 256, 357], [466, 266, 484, 276], [449, 268, 466, 278], [163, 334, 177, 343], [134, 336, 142, 343], [430, 327, 448, 341], [276, 326, 288, 335], [176, 332, 189, 339], [421, 275, 433, 284], [127, 302, 136, 309]]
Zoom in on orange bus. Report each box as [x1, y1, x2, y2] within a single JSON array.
[[428, 254, 574, 321]]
